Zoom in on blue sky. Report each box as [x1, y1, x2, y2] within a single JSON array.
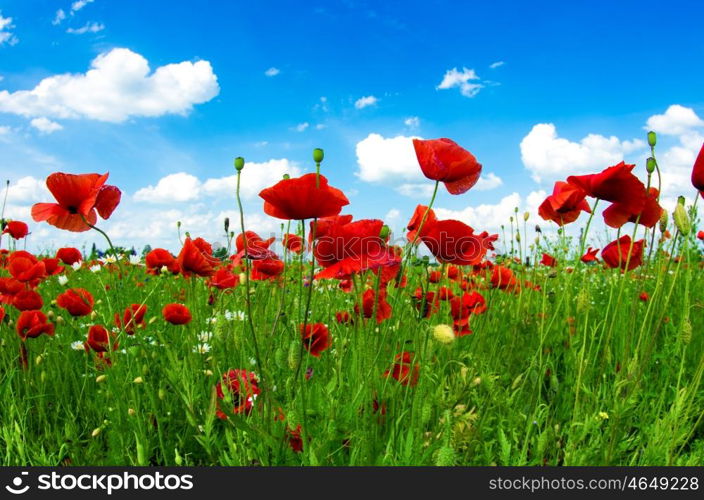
[[0, 0, 703, 253]]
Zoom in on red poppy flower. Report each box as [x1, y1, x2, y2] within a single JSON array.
[[16, 310, 55, 340], [601, 235, 644, 271], [13, 290, 43, 311], [145, 248, 179, 275], [162, 303, 192, 325], [286, 425, 304, 453], [437, 286, 454, 300], [8, 252, 46, 285], [31, 172, 121, 232], [283, 233, 304, 254], [639, 291, 649, 302], [313, 218, 390, 268], [383, 351, 420, 387], [580, 247, 599, 263], [420, 219, 493, 266], [259, 173, 349, 220], [540, 253, 557, 267], [490, 265, 519, 290], [413, 138, 482, 195], [177, 237, 215, 278], [2, 221, 29, 239], [538, 181, 591, 226], [428, 271, 441, 283], [236, 231, 275, 255], [0, 277, 23, 304], [691, 142, 704, 194], [251, 257, 285, 280], [0, 305, 5, 323], [310, 215, 354, 241], [42, 258, 64, 276], [354, 288, 392, 324], [85, 324, 116, 353], [335, 311, 353, 324], [411, 288, 441, 318], [115, 304, 147, 335], [602, 187, 663, 228], [698, 230, 704, 241], [450, 291, 487, 320], [300, 322, 332, 357], [56, 247, 83, 265], [567, 162, 646, 219], [57, 288, 94, 316], [208, 267, 240, 290], [215, 369, 260, 418], [407, 204, 437, 242]]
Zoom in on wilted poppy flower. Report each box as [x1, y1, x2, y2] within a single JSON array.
[[2, 221, 29, 239], [13, 290, 44, 311], [162, 303, 192, 325], [354, 288, 392, 324], [145, 248, 179, 275], [383, 351, 419, 387], [602, 187, 663, 229], [301, 323, 332, 357], [601, 235, 644, 271], [259, 173, 349, 220], [413, 138, 482, 195], [215, 369, 260, 418], [538, 181, 591, 226], [115, 304, 147, 335], [283, 233, 304, 254], [540, 253, 557, 267], [56, 247, 83, 265], [16, 310, 55, 340], [85, 324, 116, 353], [691, 142, 704, 195], [57, 288, 94, 317], [177, 237, 215, 278], [581, 247, 599, 263], [31, 172, 121, 232]]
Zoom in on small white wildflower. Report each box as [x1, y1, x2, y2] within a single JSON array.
[[57, 275, 69, 286], [72, 261, 82, 271], [129, 255, 141, 265], [198, 331, 213, 343], [70, 341, 84, 351], [193, 344, 211, 354], [225, 310, 246, 321], [100, 255, 117, 265], [90, 264, 101, 273]]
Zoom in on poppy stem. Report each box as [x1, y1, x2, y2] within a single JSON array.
[[577, 199, 598, 262], [80, 215, 124, 278], [408, 181, 440, 251]]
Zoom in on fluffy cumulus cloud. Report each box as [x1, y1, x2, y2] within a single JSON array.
[[0, 11, 18, 46], [134, 159, 302, 204], [355, 133, 503, 195], [30, 117, 63, 134], [0, 48, 219, 123], [354, 95, 378, 109], [645, 104, 704, 136], [436, 67, 483, 98], [520, 123, 646, 183]]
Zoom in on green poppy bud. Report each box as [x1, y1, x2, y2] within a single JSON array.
[[523, 211, 530, 222], [313, 148, 324, 164], [673, 203, 690, 236], [646, 157, 656, 174], [379, 224, 390, 239], [234, 157, 245, 171], [647, 131, 657, 147], [659, 211, 668, 233], [283, 173, 290, 180]]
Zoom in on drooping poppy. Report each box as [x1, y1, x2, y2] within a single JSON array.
[[215, 369, 261, 418], [383, 351, 420, 387], [691, 142, 704, 195], [2, 221, 29, 239], [56, 288, 94, 317], [56, 247, 83, 265], [538, 181, 591, 226], [259, 173, 349, 220], [31, 172, 121, 232], [300, 322, 332, 357], [162, 303, 192, 325], [145, 248, 179, 275], [412, 138, 482, 195], [601, 235, 644, 271], [16, 310, 55, 340]]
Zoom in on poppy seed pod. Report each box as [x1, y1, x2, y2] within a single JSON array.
[[659, 211, 668, 233], [647, 131, 657, 147], [313, 148, 324, 164], [234, 157, 245, 171], [646, 157, 656, 174]]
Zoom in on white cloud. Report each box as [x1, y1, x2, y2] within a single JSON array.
[[356, 133, 420, 182], [474, 172, 503, 191], [315, 123, 326, 130], [0, 48, 219, 123], [294, 122, 309, 132], [520, 123, 646, 183], [0, 11, 19, 46], [30, 117, 63, 134], [436, 67, 483, 98], [71, 0, 95, 13], [645, 104, 704, 136], [5, 176, 51, 204], [66, 22, 104, 34], [354, 95, 378, 109], [489, 61, 505, 69], [396, 183, 436, 197], [404, 116, 420, 129], [0, 125, 10, 135], [133, 159, 302, 204], [53, 9, 67, 25], [264, 67, 280, 77]]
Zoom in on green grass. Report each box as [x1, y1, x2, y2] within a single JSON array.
[[1, 221, 703, 466]]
